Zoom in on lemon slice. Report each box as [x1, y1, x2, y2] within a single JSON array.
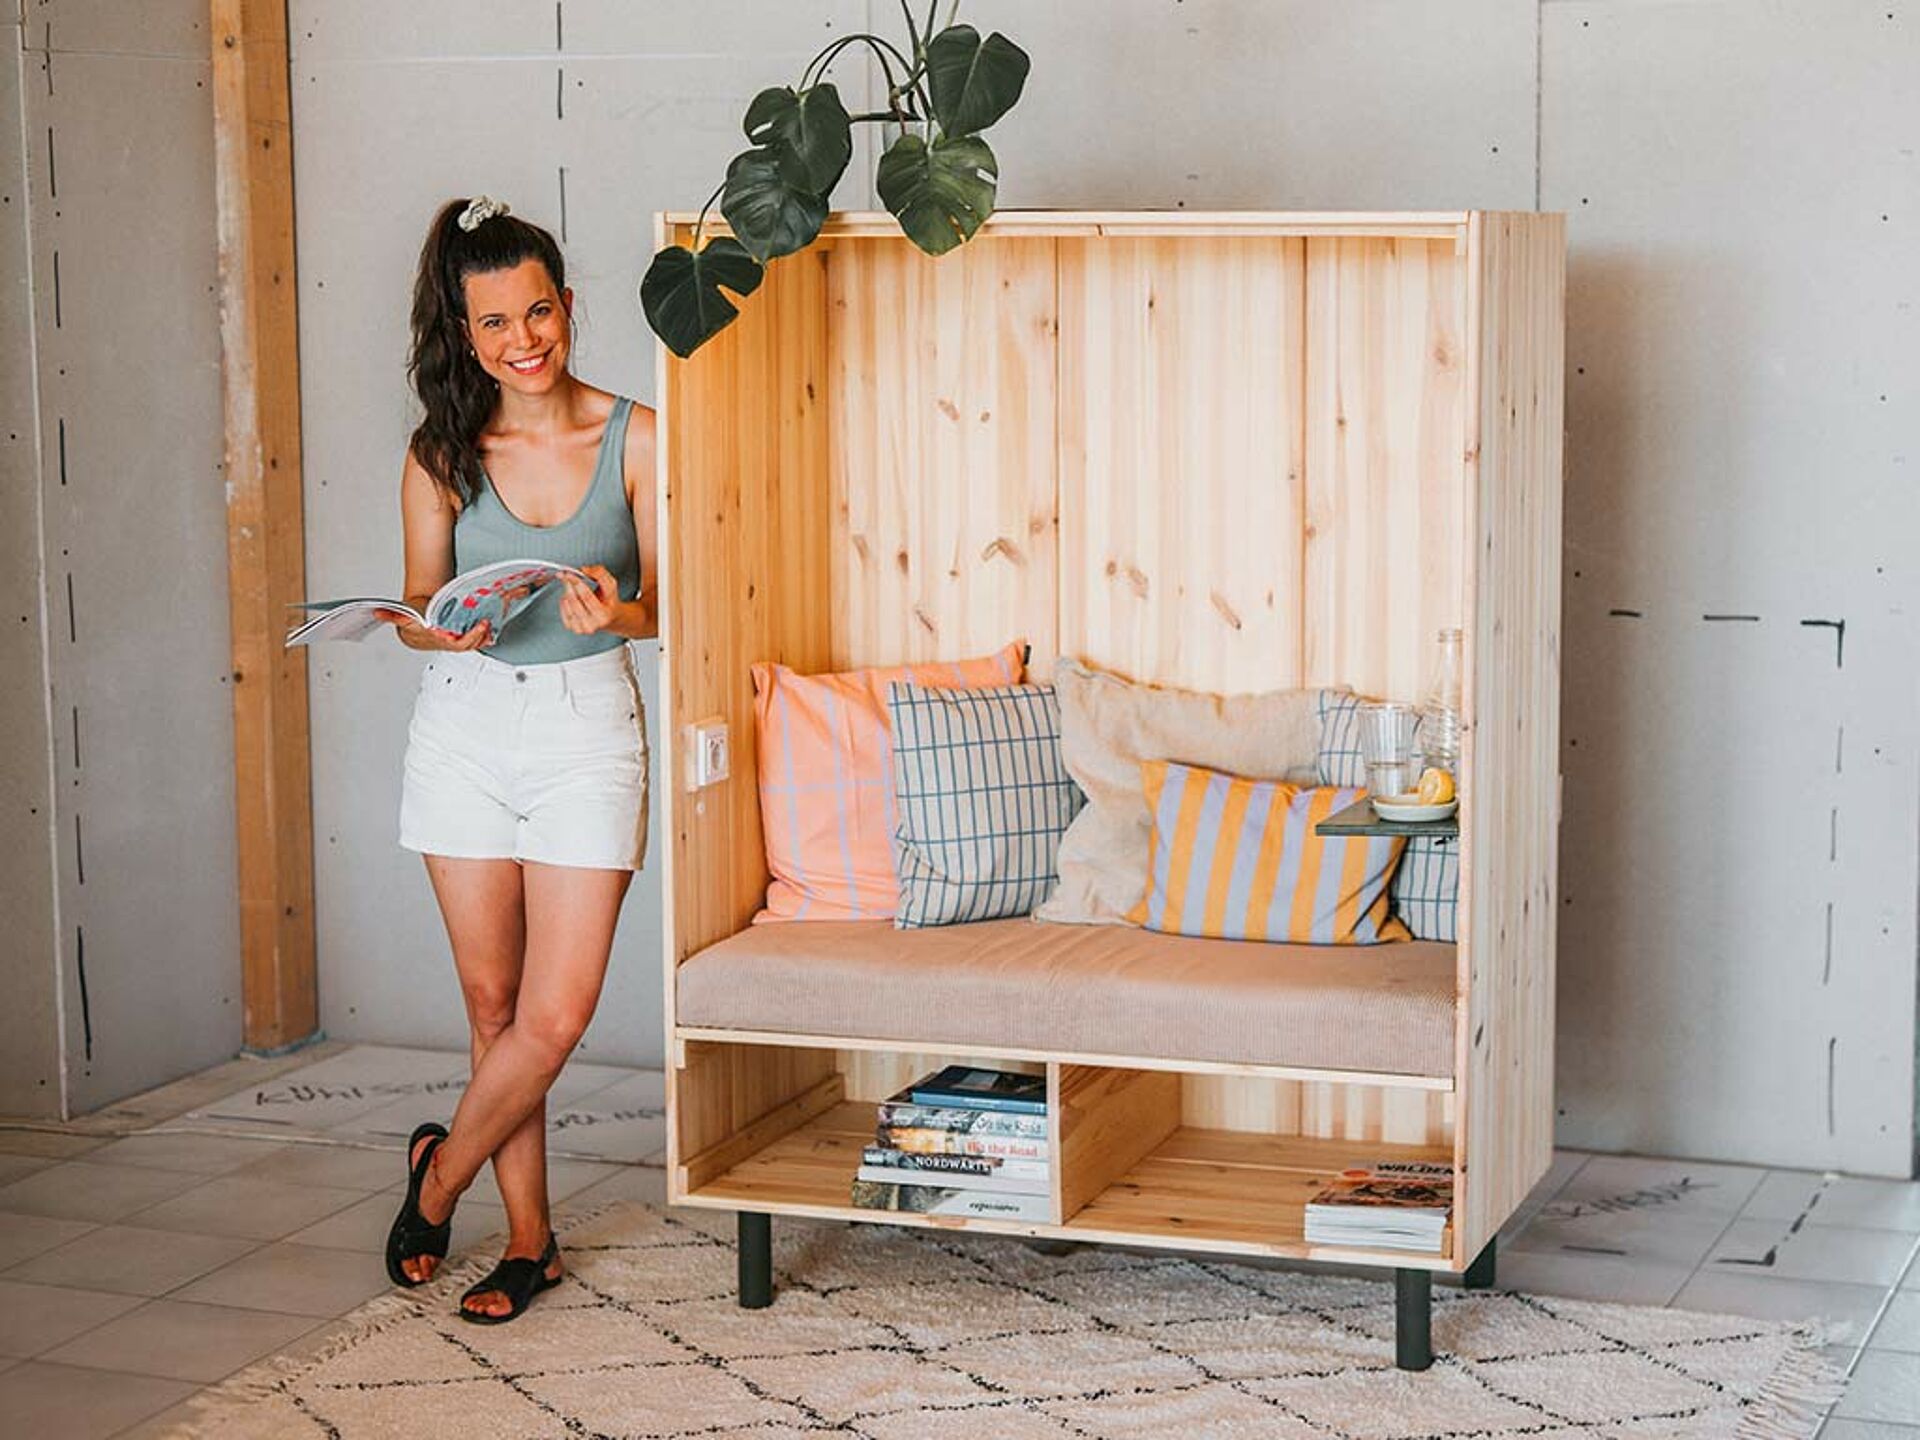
[[1416, 768, 1455, 805]]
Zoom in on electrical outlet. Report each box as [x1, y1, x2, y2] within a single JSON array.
[[686, 718, 730, 790]]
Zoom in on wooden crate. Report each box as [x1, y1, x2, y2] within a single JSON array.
[[656, 211, 1564, 1270]]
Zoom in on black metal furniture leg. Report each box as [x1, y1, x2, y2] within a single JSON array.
[[738, 1211, 772, 1309], [1395, 1268, 1433, 1370], [1462, 1235, 1497, 1290]]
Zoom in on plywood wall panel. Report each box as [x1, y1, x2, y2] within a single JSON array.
[[1056, 237, 1306, 692], [1301, 237, 1470, 702], [826, 238, 1059, 673]]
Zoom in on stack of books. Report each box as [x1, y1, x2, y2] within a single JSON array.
[[1303, 1160, 1453, 1252], [850, 1065, 1052, 1222]]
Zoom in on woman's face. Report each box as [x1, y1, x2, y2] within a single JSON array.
[[461, 259, 572, 396]]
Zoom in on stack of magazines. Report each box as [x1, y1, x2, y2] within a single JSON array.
[[1303, 1160, 1453, 1252], [850, 1065, 1051, 1222]]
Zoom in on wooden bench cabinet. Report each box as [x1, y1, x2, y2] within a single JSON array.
[[654, 210, 1565, 1369]]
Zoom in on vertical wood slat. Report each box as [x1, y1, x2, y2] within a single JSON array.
[[1301, 237, 1470, 701], [1057, 237, 1307, 693], [827, 238, 1059, 674], [211, 0, 315, 1051], [1456, 212, 1566, 1260]]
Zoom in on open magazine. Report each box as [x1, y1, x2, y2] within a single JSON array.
[[283, 559, 594, 648]]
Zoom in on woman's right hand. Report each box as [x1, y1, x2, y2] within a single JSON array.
[[377, 611, 491, 652]]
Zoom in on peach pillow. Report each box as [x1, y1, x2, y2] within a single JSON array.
[[752, 642, 1026, 921]]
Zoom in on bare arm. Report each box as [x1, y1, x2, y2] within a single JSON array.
[[387, 449, 491, 652]]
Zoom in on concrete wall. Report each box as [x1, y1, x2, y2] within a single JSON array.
[[287, 0, 1917, 1174], [0, 2, 242, 1116]]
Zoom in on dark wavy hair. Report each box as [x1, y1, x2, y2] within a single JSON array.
[[407, 198, 567, 504]]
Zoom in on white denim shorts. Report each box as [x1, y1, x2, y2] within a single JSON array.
[[399, 645, 649, 871]]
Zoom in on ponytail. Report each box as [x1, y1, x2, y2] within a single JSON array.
[[406, 197, 567, 504]]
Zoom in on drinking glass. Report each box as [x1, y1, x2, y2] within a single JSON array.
[[1361, 701, 1419, 799]]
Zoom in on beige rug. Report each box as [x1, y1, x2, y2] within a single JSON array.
[[173, 1201, 1846, 1440]]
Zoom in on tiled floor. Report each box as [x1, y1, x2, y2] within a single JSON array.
[[0, 1044, 1912, 1438]]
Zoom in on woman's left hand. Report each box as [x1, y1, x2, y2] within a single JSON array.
[[558, 565, 620, 635]]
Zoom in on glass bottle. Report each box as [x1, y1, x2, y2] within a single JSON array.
[[1418, 627, 1463, 776]]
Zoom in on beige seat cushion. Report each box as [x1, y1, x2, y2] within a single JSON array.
[[1036, 658, 1327, 927], [677, 919, 1456, 1078]]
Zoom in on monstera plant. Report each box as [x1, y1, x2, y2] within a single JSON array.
[[641, 4, 1031, 358]]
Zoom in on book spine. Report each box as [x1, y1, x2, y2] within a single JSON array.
[[860, 1146, 1049, 1181], [850, 1180, 1052, 1222], [874, 1103, 1049, 1138], [906, 1090, 1048, 1116], [854, 1163, 1050, 1195], [876, 1126, 1052, 1161]]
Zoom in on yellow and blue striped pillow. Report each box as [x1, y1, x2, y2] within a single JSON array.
[[1127, 760, 1410, 945]]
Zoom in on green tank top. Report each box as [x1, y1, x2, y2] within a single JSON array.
[[455, 395, 641, 666]]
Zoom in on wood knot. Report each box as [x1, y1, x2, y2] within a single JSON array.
[[850, 534, 870, 562], [936, 398, 960, 422], [1125, 565, 1149, 598], [913, 606, 937, 634], [895, 550, 910, 574], [980, 536, 1023, 566], [1210, 592, 1242, 630]]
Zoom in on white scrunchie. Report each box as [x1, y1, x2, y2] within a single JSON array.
[[457, 195, 509, 232]]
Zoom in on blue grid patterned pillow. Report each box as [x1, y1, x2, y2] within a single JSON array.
[[887, 682, 1085, 929], [1316, 689, 1459, 942]]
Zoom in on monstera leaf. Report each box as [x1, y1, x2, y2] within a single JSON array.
[[876, 132, 998, 256], [743, 83, 852, 195], [925, 25, 1030, 138], [720, 148, 829, 263], [640, 238, 765, 359]]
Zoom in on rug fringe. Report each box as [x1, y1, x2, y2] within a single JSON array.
[[156, 1195, 646, 1440], [1731, 1322, 1851, 1440]]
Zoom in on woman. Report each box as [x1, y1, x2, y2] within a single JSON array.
[[380, 195, 655, 1324]]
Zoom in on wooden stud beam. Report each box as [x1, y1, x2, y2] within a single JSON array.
[[211, 0, 317, 1051]]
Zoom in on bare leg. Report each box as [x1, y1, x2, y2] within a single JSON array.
[[400, 856, 543, 1286], [417, 863, 631, 1286]]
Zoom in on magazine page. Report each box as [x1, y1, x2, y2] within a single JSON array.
[[284, 600, 423, 648], [426, 560, 592, 636]]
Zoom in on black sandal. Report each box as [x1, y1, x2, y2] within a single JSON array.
[[385, 1122, 453, 1289], [458, 1233, 562, 1325]]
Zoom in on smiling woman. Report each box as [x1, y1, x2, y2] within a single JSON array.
[[372, 195, 658, 1326]]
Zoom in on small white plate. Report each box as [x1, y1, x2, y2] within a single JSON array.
[[1370, 796, 1459, 823]]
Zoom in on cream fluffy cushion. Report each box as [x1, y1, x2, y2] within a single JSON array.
[[1034, 658, 1328, 926]]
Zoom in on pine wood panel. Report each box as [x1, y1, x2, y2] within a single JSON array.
[[1056, 236, 1307, 692], [670, 1040, 839, 1199], [1181, 1076, 1454, 1149], [1057, 1065, 1182, 1218], [657, 229, 833, 973], [212, 0, 315, 1050], [1301, 237, 1470, 701], [1455, 212, 1566, 1260], [826, 238, 1058, 672]]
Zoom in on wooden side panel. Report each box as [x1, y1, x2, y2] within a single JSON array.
[[1181, 1076, 1454, 1149], [1456, 212, 1566, 1259], [658, 232, 834, 973], [827, 238, 1059, 673], [212, 0, 316, 1050], [1301, 237, 1470, 701], [1058, 1065, 1182, 1220], [1057, 237, 1307, 692]]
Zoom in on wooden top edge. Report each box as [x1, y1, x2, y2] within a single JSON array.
[[657, 208, 1550, 236]]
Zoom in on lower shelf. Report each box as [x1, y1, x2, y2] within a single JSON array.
[[680, 1100, 1456, 1270]]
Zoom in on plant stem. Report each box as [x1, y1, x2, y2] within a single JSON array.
[[898, 0, 922, 58], [691, 179, 726, 249]]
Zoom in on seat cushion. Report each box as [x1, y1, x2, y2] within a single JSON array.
[[676, 918, 1456, 1078]]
